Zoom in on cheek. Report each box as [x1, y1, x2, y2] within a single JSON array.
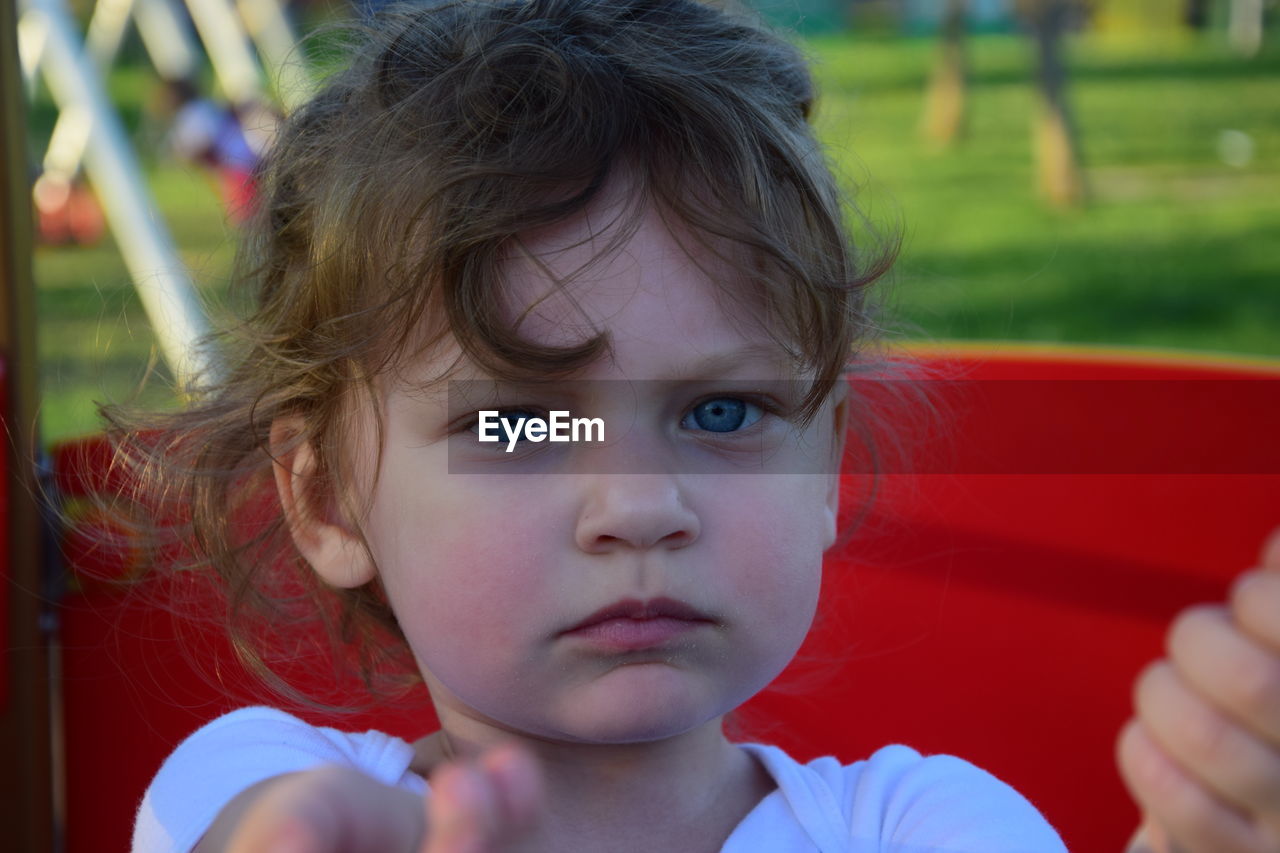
[[714, 478, 827, 630], [369, 479, 560, 649]]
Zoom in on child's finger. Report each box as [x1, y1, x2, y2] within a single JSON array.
[[1232, 570, 1280, 655], [477, 743, 544, 831], [1134, 658, 1280, 829], [423, 762, 502, 853], [1116, 718, 1272, 853], [252, 816, 328, 853], [1167, 604, 1280, 747], [1259, 527, 1280, 572], [225, 814, 323, 853], [1124, 819, 1180, 853], [223, 767, 425, 853]]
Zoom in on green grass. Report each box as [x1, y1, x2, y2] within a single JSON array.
[[30, 31, 1280, 444], [806, 32, 1280, 352], [33, 164, 237, 443]]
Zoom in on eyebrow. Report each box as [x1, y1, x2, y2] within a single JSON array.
[[434, 343, 799, 399], [440, 344, 805, 416], [455, 343, 798, 381], [662, 343, 799, 380]]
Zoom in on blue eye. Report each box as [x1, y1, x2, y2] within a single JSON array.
[[682, 397, 763, 433]]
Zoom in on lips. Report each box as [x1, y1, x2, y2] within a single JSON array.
[[561, 596, 714, 635]]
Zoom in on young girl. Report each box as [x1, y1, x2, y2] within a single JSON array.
[[119, 0, 1280, 850]]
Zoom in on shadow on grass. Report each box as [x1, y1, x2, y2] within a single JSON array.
[[897, 224, 1280, 350], [813, 35, 1280, 95]]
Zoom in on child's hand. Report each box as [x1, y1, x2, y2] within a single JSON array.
[[1117, 528, 1280, 853], [210, 742, 543, 853], [418, 744, 545, 853]]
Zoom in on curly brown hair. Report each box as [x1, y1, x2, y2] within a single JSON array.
[[100, 0, 898, 713]]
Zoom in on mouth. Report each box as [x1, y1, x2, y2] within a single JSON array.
[[559, 596, 716, 651], [562, 596, 715, 633]]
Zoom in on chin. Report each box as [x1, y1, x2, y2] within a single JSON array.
[[554, 712, 715, 745], [545, 668, 734, 743]]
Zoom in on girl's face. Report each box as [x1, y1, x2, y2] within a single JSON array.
[[350, 196, 845, 746]]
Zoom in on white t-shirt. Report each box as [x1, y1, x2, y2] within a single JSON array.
[[132, 706, 1068, 853]]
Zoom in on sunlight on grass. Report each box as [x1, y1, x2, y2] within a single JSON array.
[[807, 32, 1280, 353], [31, 31, 1280, 443]]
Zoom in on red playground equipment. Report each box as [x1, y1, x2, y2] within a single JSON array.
[[3, 4, 1278, 849], [41, 344, 1280, 853]]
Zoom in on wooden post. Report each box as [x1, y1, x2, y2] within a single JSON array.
[[1, 0, 55, 850], [1022, 0, 1088, 209], [1228, 0, 1264, 56], [921, 0, 969, 149]]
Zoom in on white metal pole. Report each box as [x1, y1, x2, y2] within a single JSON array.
[[133, 0, 198, 81], [183, 0, 262, 106], [84, 0, 136, 67], [22, 0, 221, 390], [38, 0, 197, 192], [235, 0, 309, 111], [37, 0, 131, 186], [16, 8, 48, 91]]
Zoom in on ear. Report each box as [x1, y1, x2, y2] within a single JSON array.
[[270, 415, 376, 588], [822, 384, 850, 551]]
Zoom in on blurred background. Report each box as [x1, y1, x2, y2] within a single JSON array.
[[21, 0, 1280, 444]]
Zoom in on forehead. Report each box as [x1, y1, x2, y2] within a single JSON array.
[[381, 175, 804, 398], [492, 193, 791, 379]]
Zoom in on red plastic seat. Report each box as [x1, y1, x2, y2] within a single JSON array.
[[53, 344, 1280, 852]]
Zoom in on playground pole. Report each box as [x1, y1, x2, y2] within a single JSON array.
[[183, 0, 262, 106], [133, 0, 199, 82], [34, 0, 201, 188], [83, 0, 136, 67], [1, 0, 55, 849], [21, 0, 221, 390], [235, 0, 310, 111]]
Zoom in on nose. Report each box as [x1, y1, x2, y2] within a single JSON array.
[[574, 473, 701, 554]]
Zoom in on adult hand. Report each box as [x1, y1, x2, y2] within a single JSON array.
[[1117, 529, 1280, 853]]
